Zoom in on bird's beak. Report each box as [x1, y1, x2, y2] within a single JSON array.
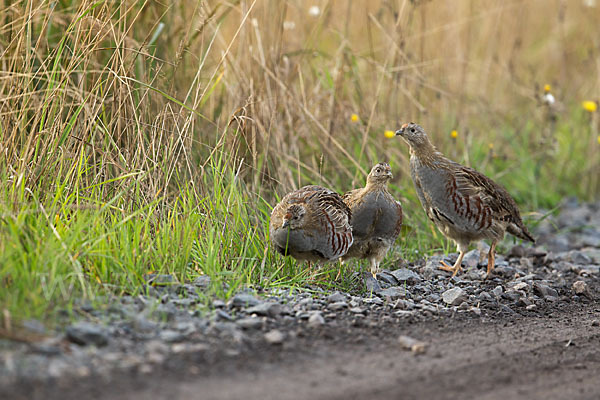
[[281, 219, 290, 229], [386, 171, 393, 178], [395, 123, 409, 136]]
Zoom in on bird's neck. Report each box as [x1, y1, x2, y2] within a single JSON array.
[[410, 141, 442, 167], [365, 180, 389, 192]]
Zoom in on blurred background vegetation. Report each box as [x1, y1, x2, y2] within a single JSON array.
[[1, 0, 599, 321]]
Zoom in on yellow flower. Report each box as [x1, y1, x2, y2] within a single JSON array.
[[582, 101, 597, 112], [597, 135, 600, 145], [450, 130, 458, 139], [544, 84, 551, 93], [350, 113, 359, 122], [488, 143, 494, 150], [384, 130, 395, 139]]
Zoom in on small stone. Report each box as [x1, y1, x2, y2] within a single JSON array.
[[216, 309, 233, 321], [398, 335, 427, 354], [533, 282, 558, 298], [492, 285, 504, 297], [193, 275, 211, 288], [349, 307, 365, 314], [66, 322, 109, 347], [365, 276, 382, 293], [442, 287, 466, 306], [511, 282, 529, 291], [377, 272, 398, 285], [236, 317, 263, 330], [363, 296, 384, 306], [478, 291, 493, 302], [212, 299, 226, 308], [572, 280, 588, 295], [463, 250, 480, 269], [566, 250, 592, 265], [232, 293, 261, 308], [591, 320, 599, 327], [159, 329, 184, 343], [246, 302, 282, 317], [378, 287, 406, 299], [307, 312, 325, 328], [389, 268, 422, 284], [327, 292, 346, 303], [133, 315, 159, 333], [264, 329, 285, 345], [328, 301, 348, 311]]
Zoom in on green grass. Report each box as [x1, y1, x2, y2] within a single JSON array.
[[1, 0, 599, 325]]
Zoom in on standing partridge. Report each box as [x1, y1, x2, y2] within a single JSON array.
[[270, 185, 353, 262], [341, 163, 403, 278], [395, 123, 534, 278]]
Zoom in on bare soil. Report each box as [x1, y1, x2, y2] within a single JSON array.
[[9, 299, 600, 400]]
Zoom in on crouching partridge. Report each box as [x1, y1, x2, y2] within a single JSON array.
[[395, 123, 534, 278], [270, 185, 353, 262], [341, 163, 403, 278]]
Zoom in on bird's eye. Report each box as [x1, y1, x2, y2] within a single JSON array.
[[376, 168, 381, 173], [410, 128, 415, 133]]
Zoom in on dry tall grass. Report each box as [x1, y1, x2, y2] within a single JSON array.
[[1, 0, 599, 319], [2, 0, 598, 201]]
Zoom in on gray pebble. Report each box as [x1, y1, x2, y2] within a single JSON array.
[[378, 287, 406, 299], [492, 285, 504, 297], [246, 302, 282, 317], [66, 322, 109, 347], [328, 301, 348, 311], [442, 287, 466, 306], [264, 329, 285, 345], [307, 312, 325, 328], [533, 282, 558, 298], [232, 293, 261, 308], [365, 276, 382, 293], [236, 317, 263, 330], [327, 292, 346, 303], [389, 268, 422, 284], [193, 275, 211, 288], [159, 329, 184, 343]]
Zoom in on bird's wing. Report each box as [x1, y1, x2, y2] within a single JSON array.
[[452, 165, 534, 242]]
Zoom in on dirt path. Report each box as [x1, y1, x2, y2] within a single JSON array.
[[172, 306, 600, 400], [16, 302, 598, 400]]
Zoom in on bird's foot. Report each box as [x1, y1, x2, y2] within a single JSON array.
[[439, 260, 462, 277]]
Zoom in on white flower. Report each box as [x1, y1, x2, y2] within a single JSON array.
[[543, 93, 555, 105], [308, 6, 320, 16], [583, 0, 596, 8]]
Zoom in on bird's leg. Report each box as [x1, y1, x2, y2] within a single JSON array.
[[335, 259, 343, 280], [370, 258, 379, 279], [485, 242, 497, 278], [439, 251, 465, 277]]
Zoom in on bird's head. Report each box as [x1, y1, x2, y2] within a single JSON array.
[[395, 122, 430, 149], [281, 204, 306, 229], [367, 162, 393, 185]]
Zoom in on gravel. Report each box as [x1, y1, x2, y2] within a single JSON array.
[[2, 200, 600, 388], [65, 322, 110, 347]]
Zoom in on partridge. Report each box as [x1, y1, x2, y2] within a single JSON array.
[[395, 123, 534, 278], [270, 185, 353, 262], [341, 163, 403, 278]]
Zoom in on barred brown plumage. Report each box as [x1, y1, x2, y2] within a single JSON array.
[[341, 163, 403, 278], [269, 185, 353, 262], [396, 123, 534, 278]]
